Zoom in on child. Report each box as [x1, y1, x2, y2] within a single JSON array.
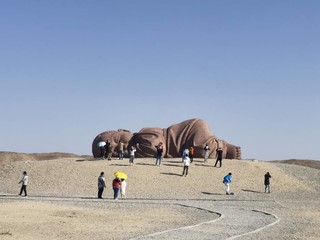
[[19, 171, 28, 197], [120, 179, 127, 199], [182, 154, 191, 177]]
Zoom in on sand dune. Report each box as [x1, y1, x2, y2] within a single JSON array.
[[0, 153, 319, 239]]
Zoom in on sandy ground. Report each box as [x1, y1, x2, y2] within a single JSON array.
[[0, 154, 319, 239]]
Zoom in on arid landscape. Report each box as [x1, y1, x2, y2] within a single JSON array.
[[0, 152, 319, 239]]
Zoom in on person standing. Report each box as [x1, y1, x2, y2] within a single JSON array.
[[97, 141, 106, 159], [108, 144, 114, 161], [182, 147, 189, 162], [98, 172, 106, 199], [189, 146, 194, 163], [120, 179, 127, 199], [118, 141, 125, 160], [182, 154, 191, 177], [214, 148, 223, 167], [104, 140, 110, 160], [112, 178, 122, 200], [203, 144, 210, 163], [129, 146, 136, 165], [155, 142, 163, 166], [223, 172, 232, 195], [264, 172, 272, 193], [19, 171, 28, 197]]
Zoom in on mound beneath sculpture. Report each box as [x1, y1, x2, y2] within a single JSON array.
[[92, 119, 241, 159]]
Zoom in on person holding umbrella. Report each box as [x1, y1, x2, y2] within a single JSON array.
[[112, 178, 121, 200], [113, 172, 127, 200]]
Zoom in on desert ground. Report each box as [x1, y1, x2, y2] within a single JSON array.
[[0, 152, 319, 240]]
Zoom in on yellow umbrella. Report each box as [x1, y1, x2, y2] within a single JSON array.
[[114, 172, 128, 179]]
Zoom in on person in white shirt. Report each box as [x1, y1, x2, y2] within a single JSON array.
[[120, 179, 127, 199], [182, 154, 191, 177], [182, 147, 189, 162], [19, 171, 28, 197], [98, 141, 106, 159], [129, 146, 136, 165]]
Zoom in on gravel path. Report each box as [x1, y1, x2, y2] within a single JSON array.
[[0, 195, 281, 240]]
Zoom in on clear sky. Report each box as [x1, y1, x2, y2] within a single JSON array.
[[1, 0, 319, 160]]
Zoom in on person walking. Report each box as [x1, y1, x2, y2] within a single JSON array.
[[264, 172, 272, 193], [182, 154, 191, 177], [120, 179, 127, 199], [214, 147, 223, 167], [112, 178, 122, 200], [203, 144, 210, 163], [129, 146, 136, 165], [98, 172, 106, 199], [223, 172, 232, 195], [155, 142, 163, 166], [118, 141, 125, 160], [189, 146, 194, 163], [18, 171, 28, 197]]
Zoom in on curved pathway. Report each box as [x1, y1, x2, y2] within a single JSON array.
[[0, 195, 280, 239], [129, 200, 279, 240]]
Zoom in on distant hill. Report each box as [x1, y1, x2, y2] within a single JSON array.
[[270, 159, 320, 170], [0, 151, 89, 164]]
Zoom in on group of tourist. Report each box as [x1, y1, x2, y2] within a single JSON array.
[[17, 141, 272, 199], [98, 172, 127, 200], [98, 140, 136, 162]]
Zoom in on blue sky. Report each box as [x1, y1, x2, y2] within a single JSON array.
[[0, 0, 319, 160]]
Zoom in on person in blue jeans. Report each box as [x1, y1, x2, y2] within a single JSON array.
[[112, 178, 121, 200], [155, 142, 163, 166]]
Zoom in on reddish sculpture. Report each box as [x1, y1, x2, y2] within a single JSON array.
[[92, 119, 241, 159]]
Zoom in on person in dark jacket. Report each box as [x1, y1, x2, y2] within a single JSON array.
[[264, 172, 272, 193], [155, 142, 163, 166], [214, 148, 223, 167]]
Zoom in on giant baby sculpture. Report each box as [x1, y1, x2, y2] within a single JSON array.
[[92, 119, 241, 159]]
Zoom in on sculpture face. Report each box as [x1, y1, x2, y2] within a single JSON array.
[[92, 119, 241, 159]]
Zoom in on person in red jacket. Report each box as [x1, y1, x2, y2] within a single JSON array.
[[112, 178, 122, 200], [189, 146, 194, 163]]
